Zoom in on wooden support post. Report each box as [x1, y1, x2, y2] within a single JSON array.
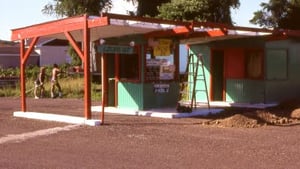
[[19, 37, 39, 112], [20, 39, 26, 112], [83, 14, 91, 119], [101, 53, 107, 124]]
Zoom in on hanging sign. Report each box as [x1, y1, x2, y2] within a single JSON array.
[[97, 45, 135, 54], [153, 39, 171, 56]]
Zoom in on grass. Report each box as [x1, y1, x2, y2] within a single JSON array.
[[0, 76, 102, 101]]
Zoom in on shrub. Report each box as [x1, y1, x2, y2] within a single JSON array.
[[0, 65, 102, 101]]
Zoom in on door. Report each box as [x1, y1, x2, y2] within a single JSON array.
[[211, 50, 224, 101], [107, 54, 116, 106]]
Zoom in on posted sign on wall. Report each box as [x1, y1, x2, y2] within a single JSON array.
[[153, 84, 170, 93], [97, 45, 135, 54], [153, 39, 171, 56]]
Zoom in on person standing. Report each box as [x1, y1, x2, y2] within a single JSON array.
[[34, 67, 46, 99], [50, 64, 62, 98]]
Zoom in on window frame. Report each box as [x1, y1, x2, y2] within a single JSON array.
[[266, 48, 288, 80]]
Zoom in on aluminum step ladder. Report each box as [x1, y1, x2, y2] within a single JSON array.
[[177, 53, 210, 112]]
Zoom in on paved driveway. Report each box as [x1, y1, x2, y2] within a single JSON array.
[[1, 98, 300, 169]]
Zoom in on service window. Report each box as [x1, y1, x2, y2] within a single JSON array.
[[145, 39, 176, 82], [119, 54, 139, 80]]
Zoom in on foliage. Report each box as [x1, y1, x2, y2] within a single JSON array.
[[157, 0, 240, 24], [250, 0, 300, 29], [157, 0, 208, 21], [123, 0, 169, 16], [68, 45, 82, 66], [42, 0, 112, 17], [42, 0, 109, 67], [0, 67, 20, 77], [136, 0, 170, 17], [0, 65, 101, 101], [0, 86, 19, 97]]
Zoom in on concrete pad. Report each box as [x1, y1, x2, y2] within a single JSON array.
[[13, 102, 277, 125], [13, 111, 101, 126], [208, 101, 278, 109], [91, 102, 278, 119], [92, 106, 139, 116], [91, 106, 223, 119]]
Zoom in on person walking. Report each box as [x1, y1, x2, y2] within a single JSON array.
[[34, 67, 46, 99], [50, 64, 62, 98]]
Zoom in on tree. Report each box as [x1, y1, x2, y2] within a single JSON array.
[[123, 0, 170, 16], [42, 0, 113, 67], [136, 0, 170, 17], [157, 0, 240, 25], [250, 0, 300, 29], [42, 0, 112, 17], [68, 45, 82, 66]]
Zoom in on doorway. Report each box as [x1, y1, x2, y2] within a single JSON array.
[[211, 50, 224, 101]]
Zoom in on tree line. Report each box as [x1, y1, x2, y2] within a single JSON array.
[[42, 0, 300, 30]]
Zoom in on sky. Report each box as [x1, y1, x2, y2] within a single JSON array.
[[0, 0, 268, 41]]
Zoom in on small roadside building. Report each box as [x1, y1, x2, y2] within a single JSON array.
[[185, 30, 300, 105], [10, 13, 300, 125], [10, 14, 193, 124], [0, 46, 39, 68], [0, 40, 17, 47], [34, 38, 71, 66], [98, 34, 181, 110], [1, 39, 70, 68]]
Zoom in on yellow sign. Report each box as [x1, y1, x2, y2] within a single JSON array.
[[153, 39, 172, 56]]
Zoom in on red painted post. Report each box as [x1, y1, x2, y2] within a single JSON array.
[[101, 53, 107, 124], [20, 39, 26, 112], [83, 14, 91, 119]]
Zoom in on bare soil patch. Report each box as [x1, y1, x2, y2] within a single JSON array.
[[2, 98, 300, 169], [202, 99, 300, 128]]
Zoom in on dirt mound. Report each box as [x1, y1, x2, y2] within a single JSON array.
[[203, 108, 300, 128], [291, 108, 300, 119], [209, 114, 259, 128]]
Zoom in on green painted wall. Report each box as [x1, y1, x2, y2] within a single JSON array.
[[143, 82, 180, 109], [264, 39, 300, 103], [118, 82, 143, 109], [117, 82, 180, 110], [226, 79, 265, 103]]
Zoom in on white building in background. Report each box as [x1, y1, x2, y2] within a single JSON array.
[[34, 38, 71, 66]]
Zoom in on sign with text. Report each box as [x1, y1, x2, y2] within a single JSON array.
[[160, 65, 175, 80], [97, 45, 135, 54], [153, 84, 170, 93], [153, 39, 171, 56]]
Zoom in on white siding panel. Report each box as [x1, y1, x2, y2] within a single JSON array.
[[40, 46, 71, 66]]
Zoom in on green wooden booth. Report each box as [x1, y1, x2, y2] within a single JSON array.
[[97, 35, 181, 110], [186, 35, 300, 104]]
